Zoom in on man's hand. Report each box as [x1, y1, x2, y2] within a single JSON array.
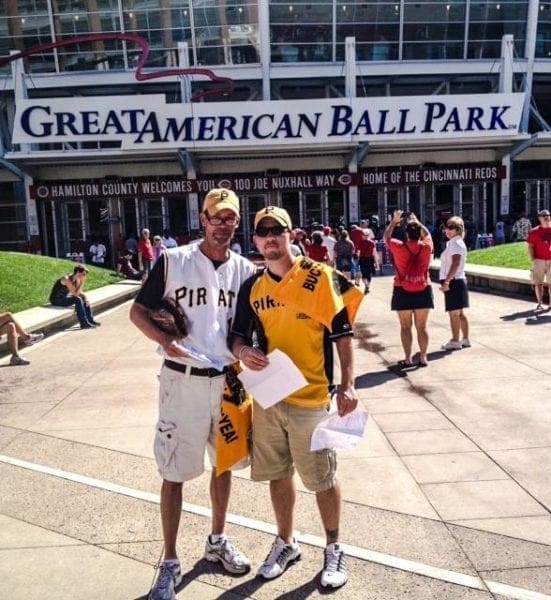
[[392, 210, 403, 224], [237, 346, 269, 371], [335, 384, 359, 417], [162, 338, 190, 358]]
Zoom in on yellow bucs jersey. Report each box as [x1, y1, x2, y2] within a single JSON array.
[[231, 261, 357, 409]]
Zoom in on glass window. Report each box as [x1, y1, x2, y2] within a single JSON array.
[[402, 1, 466, 60], [193, 0, 259, 66], [467, 0, 528, 59], [270, 0, 332, 63], [536, 3, 551, 58]]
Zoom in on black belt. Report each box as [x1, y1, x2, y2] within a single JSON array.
[[164, 359, 228, 378]]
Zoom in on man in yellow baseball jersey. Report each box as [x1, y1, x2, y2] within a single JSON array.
[[230, 206, 362, 589]]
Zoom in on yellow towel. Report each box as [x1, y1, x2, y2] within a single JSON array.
[[215, 364, 252, 475], [272, 257, 364, 328]]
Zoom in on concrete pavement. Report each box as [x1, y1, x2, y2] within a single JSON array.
[[1, 274, 551, 600]]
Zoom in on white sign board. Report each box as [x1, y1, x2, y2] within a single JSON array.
[[12, 93, 525, 150]]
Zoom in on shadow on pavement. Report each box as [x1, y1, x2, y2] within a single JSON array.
[[500, 307, 550, 321], [525, 314, 551, 325], [356, 350, 449, 387], [273, 574, 322, 598]]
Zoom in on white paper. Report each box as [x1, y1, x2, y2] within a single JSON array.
[[156, 342, 225, 372], [237, 348, 308, 409], [310, 405, 369, 451]]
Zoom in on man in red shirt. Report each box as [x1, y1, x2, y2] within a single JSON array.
[[527, 209, 551, 312]]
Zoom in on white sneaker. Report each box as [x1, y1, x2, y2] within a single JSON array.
[[204, 535, 250, 574], [148, 560, 182, 600], [441, 340, 462, 351], [461, 338, 471, 348], [535, 303, 544, 313], [23, 332, 44, 347], [321, 543, 348, 588], [257, 535, 301, 580]]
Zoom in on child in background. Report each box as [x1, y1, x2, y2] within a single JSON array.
[[351, 251, 362, 286]]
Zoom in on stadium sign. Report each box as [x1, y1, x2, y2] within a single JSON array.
[[14, 94, 524, 150], [29, 165, 505, 200]]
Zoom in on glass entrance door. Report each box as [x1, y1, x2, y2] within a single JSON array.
[[303, 191, 324, 228], [244, 194, 267, 252]]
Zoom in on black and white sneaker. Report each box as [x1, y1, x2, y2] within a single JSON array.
[[320, 543, 348, 588], [257, 535, 301, 580]]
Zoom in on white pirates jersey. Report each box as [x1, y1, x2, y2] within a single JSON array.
[[158, 244, 256, 368]]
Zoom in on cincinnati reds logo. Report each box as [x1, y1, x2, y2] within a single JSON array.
[[36, 186, 50, 199], [338, 174, 352, 185], [217, 179, 232, 189], [0, 34, 234, 101]]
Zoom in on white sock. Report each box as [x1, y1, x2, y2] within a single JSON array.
[[163, 558, 180, 566], [210, 533, 226, 544]]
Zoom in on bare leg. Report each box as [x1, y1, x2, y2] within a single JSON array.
[[5, 323, 19, 357], [316, 483, 341, 545], [160, 480, 183, 560], [459, 310, 469, 339], [210, 470, 231, 535], [397, 310, 414, 363], [448, 310, 461, 341], [413, 309, 430, 364], [270, 476, 296, 543], [0, 313, 27, 337], [534, 284, 543, 305]]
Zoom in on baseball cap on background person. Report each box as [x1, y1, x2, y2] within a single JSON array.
[[254, 206, 293, 230], [203, 188, 240, 216], [538, 209, 550, 217]]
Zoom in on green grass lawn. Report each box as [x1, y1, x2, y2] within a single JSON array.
[[0, 251, 124, 313], [466, 241, 531, 270]]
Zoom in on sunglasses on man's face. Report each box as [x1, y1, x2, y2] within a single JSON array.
[[255, 225, 288, 237]]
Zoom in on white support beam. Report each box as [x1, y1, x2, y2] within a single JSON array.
[[499, 34, 514, 94], [178, 42, 192, 103], [345, 37, 356, 99]]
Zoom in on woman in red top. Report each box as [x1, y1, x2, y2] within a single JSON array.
[[137, 228, 154, 279], [307, 231, 329, 263], [384, 211, 434, 367]]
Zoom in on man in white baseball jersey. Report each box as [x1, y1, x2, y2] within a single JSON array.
[[130, 188, 257, 600]]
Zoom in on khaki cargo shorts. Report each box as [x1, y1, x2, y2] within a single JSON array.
[[153, 365, 225, 483], [531, 259, 551, 285], [251, 401, 337, 492]]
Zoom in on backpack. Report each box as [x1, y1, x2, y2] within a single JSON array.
[[396, 244, 428, 292]]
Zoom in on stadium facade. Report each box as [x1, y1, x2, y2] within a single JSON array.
[[0, 0, 550, 258]]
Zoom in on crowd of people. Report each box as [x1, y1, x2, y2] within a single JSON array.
[[3, 186, 550, 600]]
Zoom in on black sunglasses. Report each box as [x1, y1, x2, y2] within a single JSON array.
[[255, 225, 288, 237]]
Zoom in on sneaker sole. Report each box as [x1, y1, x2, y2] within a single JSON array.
[[204, 551, 251, 574], [257, 553, 302, 580], [321, 574, 348, 589]]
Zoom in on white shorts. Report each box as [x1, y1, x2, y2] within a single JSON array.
[[154, 365, 225, 483]]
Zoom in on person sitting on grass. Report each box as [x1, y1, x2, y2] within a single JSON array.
[[49, 265, 101, 329], [0, 312, 44, 366], [116, 250, 143, 281]]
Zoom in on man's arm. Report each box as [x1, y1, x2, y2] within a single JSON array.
[[334, 335, 358, 417], [129, 255, 187, 358], [229, 275, 269, 370]]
